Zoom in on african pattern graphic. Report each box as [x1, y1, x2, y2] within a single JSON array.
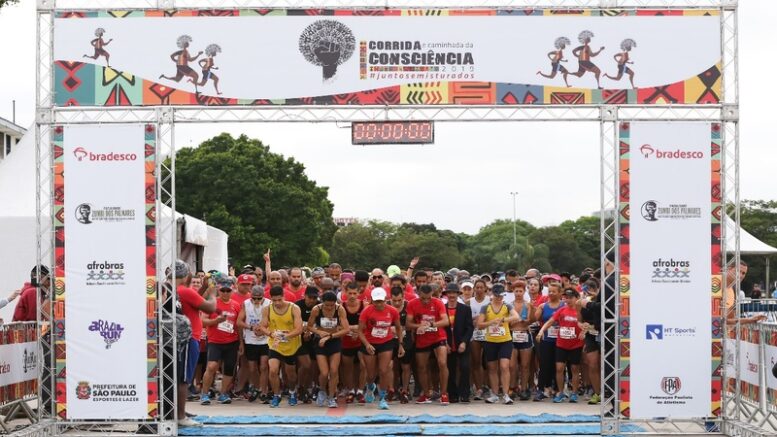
[[53, 8, 722, 107]]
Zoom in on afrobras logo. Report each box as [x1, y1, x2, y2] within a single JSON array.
[[661, 377, 682, 395], [645, 323, 697, 340], [88, 319, 125, 349], [640, 200, 701, 222], [651, 258, 691, 284], [299, 20, 356, 81], [72, 146, 137, 162], [75, 203, 136, 225], [85, 260, 126, 286], [639, 144, 704, 159]]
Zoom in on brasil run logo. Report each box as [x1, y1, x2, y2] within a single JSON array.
[[88, 319, 125, 349]]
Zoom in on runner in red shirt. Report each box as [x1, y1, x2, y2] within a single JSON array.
[[406, 284, 450, 405], [232, 273, 254, 306], [287, 268, 307, 301], [537, 288, 585, 403], [358, 288, 404, 410], [200, 278, 243, 405]]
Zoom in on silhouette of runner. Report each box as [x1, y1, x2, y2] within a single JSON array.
[[159, 35, 203, 92], [83, 28, 113, 67], [537, 37, 572, 87], [605, 39, 637, 88], [194, 44, 223, 95], [570, 30, 605, 89]]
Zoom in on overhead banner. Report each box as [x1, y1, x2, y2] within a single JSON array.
[[619, 121, 719, 419], [53, 9, 721, 107], [55, 125, 158, 420]]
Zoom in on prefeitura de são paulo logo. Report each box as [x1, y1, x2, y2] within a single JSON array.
[[299, 20, 355, 81]]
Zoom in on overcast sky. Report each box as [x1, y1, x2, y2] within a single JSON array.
[[0, 2, 774, 235]]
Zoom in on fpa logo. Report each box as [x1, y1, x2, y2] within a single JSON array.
[[661, 377, 682, 395]]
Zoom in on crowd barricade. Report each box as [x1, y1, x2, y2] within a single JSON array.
[[725, 300, 777, 418], [0, 321, 39, 433]]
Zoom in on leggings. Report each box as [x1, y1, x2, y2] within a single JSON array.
[[537, 341, 557, 391]]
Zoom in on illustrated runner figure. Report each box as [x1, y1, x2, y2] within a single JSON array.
[[159, 35, 203, 92], [83, 28, 113, 67], [537, 37, 572, 87], [570, 30, 605, 89], [604, 38, 637, 88], [193, 44, 223, 95]]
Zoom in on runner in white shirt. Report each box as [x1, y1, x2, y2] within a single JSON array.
[[468, 279, 490, 400], [236, 285, 272, 403]]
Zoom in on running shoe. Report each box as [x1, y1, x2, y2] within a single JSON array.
[[357, 391, 366, 405], [569, 393, 579, 403], [316, 390, 326, 407], [577, 386, 585, 396], [365, 383, 376, 404], [260, 393, 270, 404], [503, 394, 514, 405], [552, 393, 567, 403], [399, 390, 409, 404], [270, 395, 281, 408], [177, 417, 202, 428], [379, 398, 389, 410], [298, 391, 309, 404], [440, 394, 450, 405], [460, 396, 471, 404], [415, 394, 432, 404], [519, 389, 531, 401], [485, 393, 500, 404], [473, 388, 484, 401], [289, 392, 298, 406], [533, 391, 547, 402], [328, 398, 338, 408], [430, 391, 441, 401], [346, 391, 355, 404], [248, 388, 259, 403], [217, 393, 231, 404], [588, 393, 601, 405], [387, 389, 396, 402], [199, 394, 211, 405]]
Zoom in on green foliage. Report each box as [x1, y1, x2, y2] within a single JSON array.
[[174, 133, 336, 267], [739, 200, 777, 294], [0, 0, 19, 9]]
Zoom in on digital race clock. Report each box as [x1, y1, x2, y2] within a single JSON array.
[[351, 121, 434, 145]]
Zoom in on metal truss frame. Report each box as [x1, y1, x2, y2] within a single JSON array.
[[33, 0, 747, 436]]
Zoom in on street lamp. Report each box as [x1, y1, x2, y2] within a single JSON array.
[[510, 191, 518, 251]]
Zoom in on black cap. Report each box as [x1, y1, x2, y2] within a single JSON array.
[[444, 283, 460, 294], [354, 270, 370, 282], [305, 286, 320, 297], [563, 289, 580, 298], [491, 284, 506, 296]]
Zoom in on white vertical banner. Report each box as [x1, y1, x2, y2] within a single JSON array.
[[629, 122, 712, 419], [63, 125, 147, 420]]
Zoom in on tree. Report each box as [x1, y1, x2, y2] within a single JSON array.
[[465, 219, 539, 273], [328, 221, 395, 270], [528, 227, 596, 274], [558, 216, 601, 263], [738, 200, 777, 294], [174, 133, 336, 268], [0, 0, 19, 9]]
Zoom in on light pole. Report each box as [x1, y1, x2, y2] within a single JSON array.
[[510, 191, 518, 251]]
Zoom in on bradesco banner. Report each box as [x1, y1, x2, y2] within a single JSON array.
[[61, 125, 149, 420], [53, 9, 721, 107], [625, 122, 714, 419]]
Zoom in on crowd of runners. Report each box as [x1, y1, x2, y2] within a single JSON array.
[[170, 253, 613, 427]]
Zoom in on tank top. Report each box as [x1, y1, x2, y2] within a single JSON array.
[[483, 303, 512, 343], [243, 298, 270, 345], [268, 303, 301, 356], [342, 300, 363, 349], [315, 303, 341, 331], [541, 301, 564, 343]]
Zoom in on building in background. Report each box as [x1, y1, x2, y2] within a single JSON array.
[[334, 217, 358, 227], [0, 116, 25, 161]]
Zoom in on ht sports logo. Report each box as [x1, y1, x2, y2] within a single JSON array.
[[639, 144, 704, 159], [645, 324, 697, 340], [73, 146, 137, 162]]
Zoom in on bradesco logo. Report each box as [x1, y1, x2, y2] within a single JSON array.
[[73, 146, 137, 162], [639, 144, 704, 159]]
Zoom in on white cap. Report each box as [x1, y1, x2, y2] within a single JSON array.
[[371, 287, 387, 302], [460, 281, 474, 289]]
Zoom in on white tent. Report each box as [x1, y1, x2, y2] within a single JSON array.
[[725, 215, 777, 291], [0, 129, 229, 321]]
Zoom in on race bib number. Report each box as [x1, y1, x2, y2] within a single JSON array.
[[320, 317, 337, 329], [372, 327, 389, 339], [560, 327, 576, 339], [512, 331, 529, 343], [274, 330, 289, 343], [217, 321, 234, 334], [547, 326, 559, 339], [421, 315, 437, 332], [488, 325, 506, 337], [473, 329, 486, 341]]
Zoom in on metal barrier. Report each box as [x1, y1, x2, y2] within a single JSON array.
[[0, 322, 39, 434]]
